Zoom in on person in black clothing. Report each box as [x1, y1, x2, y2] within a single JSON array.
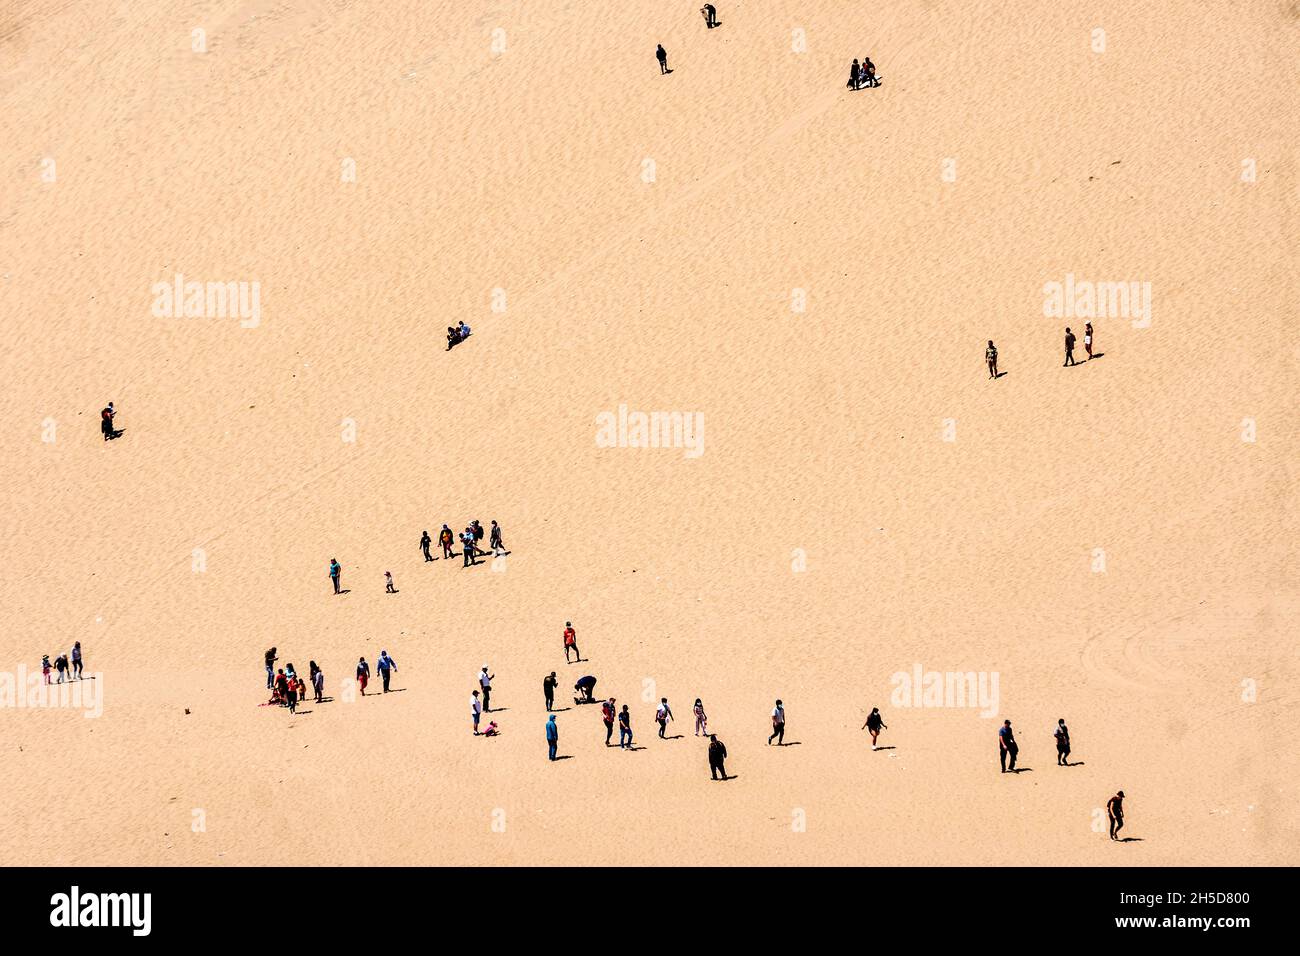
[[999, 719, 1019, 772], [862, 57, 879, 88], [656, 44, 670, 74], [708, 735, 728, 780], [862, 707, 887, 749], [420, 530, 433, 561], [1055, 718, 1071, 765], [1107, 791, 1125, 840], [574, 674, 597, 704], [265, 647, 278, 689], [700, 4, 717, 28], [543, 671, 558, 711], [1064, 327, 1078, 366], [848, 59, 860, 91]]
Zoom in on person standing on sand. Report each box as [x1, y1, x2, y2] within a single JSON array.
[[655, 698, 674, 738], [999, 719, 1018, 772], [356, 657, 370, 696], [1064, 327, 1078, 367], [602, 697, 616, 746], [460, 530, 474, 567], [1084, 322, 1094, 360], [440, 524, 455, 559], [700, 4, 717, 28], [329, 558, 342, 594], [286, 673, 299, 713], [55, 654, 68, 684], [479, 666, 495, 712], [71, 642, 83, 679], [490, 520, 505, 557], [693, 698, 708, 736], [986, 340, 999, 379], [708, 735, 728, 780], [41, 655, 52, 685], [377, 651, 398, 693], [546, 714, 559, 761], [421, 530, 433, 562], [863, 707, 887, 748], [849, 58, 861, 91], [656, 44, 670, 74], [472, 520, 488, 557], [265, 647, 278, 689], [1107, 791, 1125, 840], [471, 690, 483, 735], [1054, 718, 1071, 765], [310, 661, 323, 703], [543, 671, 557, 711], [768, 699, 786, 745], [563, 621, 580, 663], [618, 704, 633, 748], [385, 571, 396, 594], [101, 402, 121, 441]]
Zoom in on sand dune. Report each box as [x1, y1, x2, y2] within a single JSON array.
[[1, 0, 1296, 866]]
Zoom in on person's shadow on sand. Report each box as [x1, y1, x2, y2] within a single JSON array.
[[775, 741, 802, 747], [873, 745, 897, 751], [1009, 767, 1033, 774], [994, 371, 1008, 379], [1118, 836, 1143, 842], [552, 754, 574, 761]]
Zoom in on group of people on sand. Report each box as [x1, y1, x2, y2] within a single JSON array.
[[262, 647, 400, 714], [848, 57, 880, 90], [264, 650, 325, 714], [985, 323, 1098, 379], [446, 321, 472, 350], [41, 642, 85, 683], [419, 520, 507, 569]]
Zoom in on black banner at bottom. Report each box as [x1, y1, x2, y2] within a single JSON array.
[[1, 866, 1281, 942]]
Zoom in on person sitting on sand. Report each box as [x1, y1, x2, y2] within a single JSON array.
[[458, 321, 471, 341], [483, 721, 499, 737], [447, 326, 460, 350]]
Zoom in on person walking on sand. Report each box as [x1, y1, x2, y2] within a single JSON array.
[[385, 571, 396, 594], [693, 698, 707, 736], [471, 690, 483, 734], [618, 704, 633, 748], [655, 698, 674, 738], [986, 340, 999, 379], [563, 621, 580, 663], [71, 642, 83, 679], [355, 657, 370, 695], [377, 650, 397, 693], [55, 654, 68, 684], [310, 661, 324, 703], [265, 647, 278, 689], [708, 734, 728, 780], [421, 530, 433, 562], [101, 402, 121, 441], [471, 520, 489, 557], [768, 699, 786, 745], [848, 58, 861, 91], [546, 714, 559, 761], [440, 524, 454, 559], [1107, 790, 1125, 840], [862, 56, 879, 87], [329, 558, 342, 594], [700, 4, 717, 28], [1084, 322, 1094, 360], [863, 707, 887, 749], [479, 666, 495, 711], [601, 697, 617, 745], [656, 44, 670, 74], [543, 671, 557, 711], [1055, 718, 1071, 766], [460, 530, 474, 567], [999, 719, 1018, 772], [490, 520, 505, 557], [1064, 327, 1078, 367]]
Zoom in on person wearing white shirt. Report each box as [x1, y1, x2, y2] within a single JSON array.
[[768, 699, 785, 746]]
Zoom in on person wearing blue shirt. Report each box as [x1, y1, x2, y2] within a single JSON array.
[[377, 651, 398, 693], [545, 714, 559, 761]]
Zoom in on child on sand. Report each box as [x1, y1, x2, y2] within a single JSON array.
[[693, 698, 707, 736], [483, 721, 500, 737], [41, 655, 51, 685], [471, 690, 482, 735]]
